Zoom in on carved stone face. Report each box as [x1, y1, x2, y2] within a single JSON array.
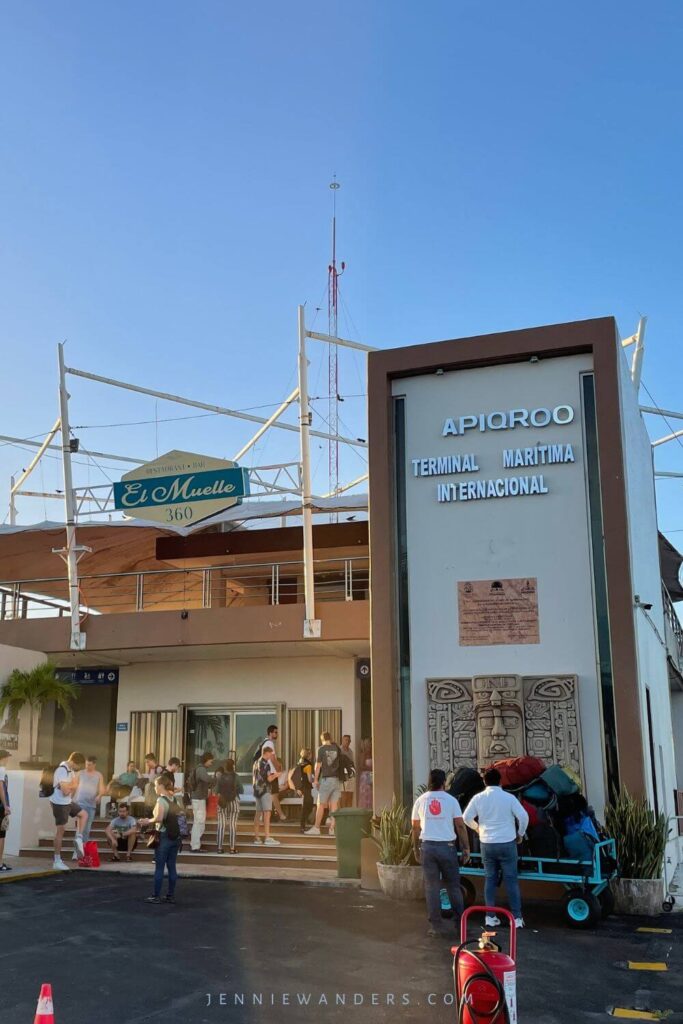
[[473, 681, 525, 762]]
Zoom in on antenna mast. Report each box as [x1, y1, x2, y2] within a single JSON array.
[[328, 177, 345, 506]]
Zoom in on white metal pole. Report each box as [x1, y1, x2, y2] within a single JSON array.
[[232, 386, 300, 462], [58, 343, 86, 651], [298, 306, 320, 639], [9, 476, 16, 526], [306, 329, 378, 353], [631, 316, 647, 389], [9, 418, 62, 514]]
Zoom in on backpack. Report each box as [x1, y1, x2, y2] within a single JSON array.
[[447, 766, 485, 809], [184, 768, 197, 800], [482, 756, 546, 790], [338, 750, 355, 782], [288, 764, 305, 792], [161, 797, 181, 841], [39, 762, 68, 799], [540, 765, 579, 799]]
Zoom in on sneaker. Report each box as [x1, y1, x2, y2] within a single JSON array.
[[216, 848, 225, 855], [164, 894, 176, 904], [253, 838, 263, 845], [74, 834, 85, 858], [484, 915, 501, 927], [263, 837, 281, 846], [0, 864, 11, 872], [305, 827, 321, 836], [145, 896, 162, 904], [514, 918, 525, 929], [53, 858, 70, 872]]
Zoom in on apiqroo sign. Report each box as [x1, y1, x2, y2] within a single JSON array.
[[113, 450, 250, 525]]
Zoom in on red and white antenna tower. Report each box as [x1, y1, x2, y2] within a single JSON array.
[[328, 177, 345, 502]]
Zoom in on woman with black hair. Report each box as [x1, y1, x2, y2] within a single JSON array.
[[215, 758, 243, 855]]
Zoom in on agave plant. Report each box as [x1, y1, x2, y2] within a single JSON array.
[[373, 796, 415, 866], [606, 788, 671, 880], [0, 662, 78, 762]]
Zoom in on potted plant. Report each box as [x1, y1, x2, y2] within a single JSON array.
[[373, 796, 423, 900], [606, 789, 671, 916], [0, 663, 78, 768]]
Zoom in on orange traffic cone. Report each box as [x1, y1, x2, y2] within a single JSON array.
[[33, 983, 54, 1024]]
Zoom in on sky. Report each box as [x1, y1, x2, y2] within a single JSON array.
[[1, 1, 683, 539]]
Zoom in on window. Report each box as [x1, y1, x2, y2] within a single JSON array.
[[129, 711, 178, 769], [287, 708, 342, 766]]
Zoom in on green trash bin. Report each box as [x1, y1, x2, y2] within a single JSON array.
[[332, 807, 373, 879]]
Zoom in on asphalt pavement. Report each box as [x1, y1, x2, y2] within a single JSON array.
[[1, 874, 681, 1024]]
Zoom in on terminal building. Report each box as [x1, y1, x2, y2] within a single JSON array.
[[368, 316, 683, 878], [1, 315, 682, 879]]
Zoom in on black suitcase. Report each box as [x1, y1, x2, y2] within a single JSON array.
[[447, 766, 485, 810]]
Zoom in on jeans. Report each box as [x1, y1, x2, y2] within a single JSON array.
[[191, 799, 206, 850], [81, 806, 96, 843], [421, 841, 464, 930], [154, 835, 180, 897], [481, 840, 522, 918]]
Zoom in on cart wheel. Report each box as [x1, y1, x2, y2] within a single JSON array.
[[662, 895, 675, 913], [461, 877, 476, 908], [440, 888, 453, 918], [598, 885, 615, 919], [563, 888, 601, 929]]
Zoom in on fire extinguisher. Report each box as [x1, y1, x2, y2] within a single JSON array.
[[452, 906, 517, 1024]]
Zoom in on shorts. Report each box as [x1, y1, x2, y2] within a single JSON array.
[[254, 792, 273, 813], [115, 836, 138, 852], [51, 801, 82, 827], [0, 803, 7, 838], [317, 777, 342, 807]]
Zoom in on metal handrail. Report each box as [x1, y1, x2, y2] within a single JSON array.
[[0, 554, 367, 588]]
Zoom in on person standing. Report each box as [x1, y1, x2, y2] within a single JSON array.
[[0, 749, 11, 872], [358, 738, 373, 810], [305, 732, 342, 838], [463, 767, 529, 928], [140, 773, 181, 904], [289, 748, 314, 833], [340, 735, 355, 808], [142, 753, 164, 816], [215, 758, 243, 854], [259, 724, 287, 822], [74, 755, 106, 854], [190, 752, 214, 852], [49, 752, 88, 871], [252, 748, 281, 847], [411, 768, 471, 937]]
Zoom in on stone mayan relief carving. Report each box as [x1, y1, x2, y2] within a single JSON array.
[[426, 674, 583, 780]]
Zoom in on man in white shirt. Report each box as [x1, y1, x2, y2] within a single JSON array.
[[49, 751, 89, 871], [411, 768, 471, 937], [463, 767, 529, 929]]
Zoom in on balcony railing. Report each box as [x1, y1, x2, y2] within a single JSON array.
[[662, 584, 683, 669], [0, 556, 369, 620]]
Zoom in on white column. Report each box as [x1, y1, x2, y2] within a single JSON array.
[[298, 306, 321, 638]]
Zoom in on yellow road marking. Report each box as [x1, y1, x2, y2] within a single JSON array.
[[609, 1010, 669, 1020], [627, 962, 668, 972], [636, 927, 672, 934]]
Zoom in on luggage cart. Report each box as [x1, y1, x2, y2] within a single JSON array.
[[441, 837, 618, 929]]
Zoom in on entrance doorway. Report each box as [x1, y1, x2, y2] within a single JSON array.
[[183, 706, 276, 785]]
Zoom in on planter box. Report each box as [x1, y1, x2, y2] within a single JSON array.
[[376, 863, 423, 900], [613, 877, 665, 917]]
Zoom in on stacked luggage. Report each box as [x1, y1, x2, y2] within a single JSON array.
[[454, 756, 608, 867]]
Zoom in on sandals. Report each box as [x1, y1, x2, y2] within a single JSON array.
[[110, 853, 121, 862], [229, 848, 237, 855]]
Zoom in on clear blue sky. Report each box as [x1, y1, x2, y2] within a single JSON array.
[[2, 2, 683, 536]]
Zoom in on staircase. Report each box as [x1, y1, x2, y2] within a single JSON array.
[[21, 805, 338, 874]]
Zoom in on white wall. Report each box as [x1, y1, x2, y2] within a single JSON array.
[[114, 656, 357, 773], [618, 349, 682, 872], [394, 354, 610, 811], [672, 690, 683, 789]]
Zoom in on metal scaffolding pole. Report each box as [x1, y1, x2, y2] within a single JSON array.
[[298, 306, 321, 639], [232, 387, 300, 463], [56, 343, 88, 651], [8, 418, 62, 524]]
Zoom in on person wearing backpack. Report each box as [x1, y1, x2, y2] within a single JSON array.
[[49, 752, 89, 871], [215, 758, 243, 854], [305, 731, 343, 838], [189, 751, 215, 852], [288, 748, 314, 833], [139, 772, 181, 904], [252, 748, 281, 847]]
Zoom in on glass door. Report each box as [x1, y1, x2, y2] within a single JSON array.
[[234, 710, 277, 784], [185, 710, 232, 774]]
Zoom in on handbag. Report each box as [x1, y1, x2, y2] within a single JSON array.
[[146, 828, 161, 849]]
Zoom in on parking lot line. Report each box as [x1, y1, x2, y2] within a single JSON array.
[[635, 928, 672, 935], [626, 962, 668, 972], [608, 1010, 669, 1020]]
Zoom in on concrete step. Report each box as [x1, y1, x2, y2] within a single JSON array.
[[21, 845, 337, 869], [37, 834, 333, 856]]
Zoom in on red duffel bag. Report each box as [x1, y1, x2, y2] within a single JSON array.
[[206, 794, 218, 820], [78, 840, 101, 868], [482, 756, 546, 789]]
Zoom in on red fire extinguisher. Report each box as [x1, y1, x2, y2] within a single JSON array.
[[452, 906, 517, 1024]]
